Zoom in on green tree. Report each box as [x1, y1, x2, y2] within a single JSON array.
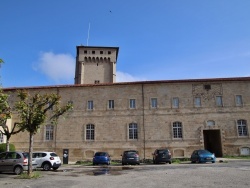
[[14, 90, 73, 176], [0, 90, 24, 151]]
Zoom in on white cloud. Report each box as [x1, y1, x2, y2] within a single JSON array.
[[116, 71, 147, 82], [34, 52, 75, 83]]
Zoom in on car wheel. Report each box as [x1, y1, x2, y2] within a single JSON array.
[[212, 161, 215, 163], [53, 167, 59, 170], [169, 161, 172, 164], [122, 163, 125, 166], [14, 166, 23, 175], [43, 163, 51, 171], [137, 163, 140, 165], [191, 161, 195, 163]]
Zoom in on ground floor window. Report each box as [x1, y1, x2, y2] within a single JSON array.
[[86, 124, 95, 140], [0, 132, 3, 143], [129, 123, 138, 139], [173, 121, 183, 138], [237, 120, 248, 136]]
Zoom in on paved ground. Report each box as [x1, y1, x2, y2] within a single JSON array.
[[0, 159, 250, 188]]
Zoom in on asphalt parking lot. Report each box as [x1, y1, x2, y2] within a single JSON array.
[[0, 159, 250, 188]]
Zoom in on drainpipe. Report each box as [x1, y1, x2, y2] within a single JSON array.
[[141, 84, 146, 161]]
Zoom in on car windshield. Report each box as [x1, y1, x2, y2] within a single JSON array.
[[158, 150, 168, 154], [124, 151, 138, 156], [50, 153, 58, 157], [198, 150, 211, 154], [95, 152, 107, 156]]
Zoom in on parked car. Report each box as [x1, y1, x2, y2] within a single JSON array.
[[190, 149, 216, 163], [152, 148, 172, 164], [93, 152, 111, 165], [0, 151, 37, 175], [32, 151, 61, 171], [121, 150, 140, 165]]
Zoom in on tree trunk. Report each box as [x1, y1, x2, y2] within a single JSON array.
[[6, 136, 10, 152], [28, 132, 34, 176]]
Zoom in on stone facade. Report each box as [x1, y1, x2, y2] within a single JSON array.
[[2, 46, 250, 162], [4, 78, 250, 162]]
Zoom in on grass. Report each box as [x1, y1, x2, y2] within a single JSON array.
[[223, 155, 250, 159], [17, 171, 41, 179]]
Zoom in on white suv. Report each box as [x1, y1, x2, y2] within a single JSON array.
[[32, 152, 61, 171]]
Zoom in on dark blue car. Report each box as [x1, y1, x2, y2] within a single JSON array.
[[93, 152, 111, 165], [191, 149, 216, 163]]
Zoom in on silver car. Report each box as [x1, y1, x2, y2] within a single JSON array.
[[0, 151, 37, 175]]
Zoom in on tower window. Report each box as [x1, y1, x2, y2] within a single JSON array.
[[108, 51, 111, 54], [100, 51, 103, 54], [92, 51, 95, 54], [204, 84, 211, 90], [84, 50, 87, 54]]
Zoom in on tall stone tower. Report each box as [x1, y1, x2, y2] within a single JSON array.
[[74, 46, 119, 84]]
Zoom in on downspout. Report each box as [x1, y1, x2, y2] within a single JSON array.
[[54, 87, 60, 152], [141, 83, 146, 161]]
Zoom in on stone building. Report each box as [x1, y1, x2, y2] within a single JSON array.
[[2, 46, 250, 161]]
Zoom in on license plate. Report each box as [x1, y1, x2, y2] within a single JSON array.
[[206, 158, 211, 160], [129, 158, 134, 159]]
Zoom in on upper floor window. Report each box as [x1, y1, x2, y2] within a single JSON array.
[[194, 97, 201, 107], [129, 123, 138, 140], [86, 124, 95, 140], [173, 122, 183, 138], [108, 100, 114, 109], [172, 97, 179, 108], [95, 80, 100, 84], [215, 96, 223, 107], [151, 98, 157, 108], [129, 99, 136, 109], [237, 120, 248, 137], [236, 95, 243, 106], [87, 100, 94, 110], [0, 132, 3, 143], [45, 125, 54, 141]]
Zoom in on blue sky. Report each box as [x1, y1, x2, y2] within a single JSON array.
[[1, 0, 250, 88]]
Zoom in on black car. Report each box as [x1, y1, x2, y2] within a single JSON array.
[[152, 148, 172, 164], [121, 150, 140, 165]]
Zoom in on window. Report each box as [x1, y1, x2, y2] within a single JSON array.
[[129, 123, 138, 139], [172, 97, 179, 108], [86, 124, 95, 140], [95, 80, 100, 84], [236, 95, 243, 106], [68, 100, 73, 105], [129, 99, 136, 109], [84, 50, 87, 54], [100, 51, 103, 54], [108, 51, 111, 54], [194, 97, 201, 107], [92, 51, 95, 54], [207, 120, 215, 126], [87, 100, 94, 110], [0, 132, 3, 143], [45, 125, 54, 141], [216, 96, 223, 107], [173, 122, 183, 138], [237, 120, 248, 136], [151, 98, 157, 108], [204, 84, 211, 90], [108, 100, 114, 109]]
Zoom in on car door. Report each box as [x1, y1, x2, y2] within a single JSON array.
[[191, 151, 198, 161], [32, 152, 43, 167], [4, 152, 21, 172], [0, 152, 7, 171]]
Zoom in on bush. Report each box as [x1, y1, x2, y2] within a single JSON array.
[[0, 143, 15, 152]]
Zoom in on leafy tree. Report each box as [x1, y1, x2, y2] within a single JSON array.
[[0, 90, 24, 151], [14, 90, 72, 176]]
